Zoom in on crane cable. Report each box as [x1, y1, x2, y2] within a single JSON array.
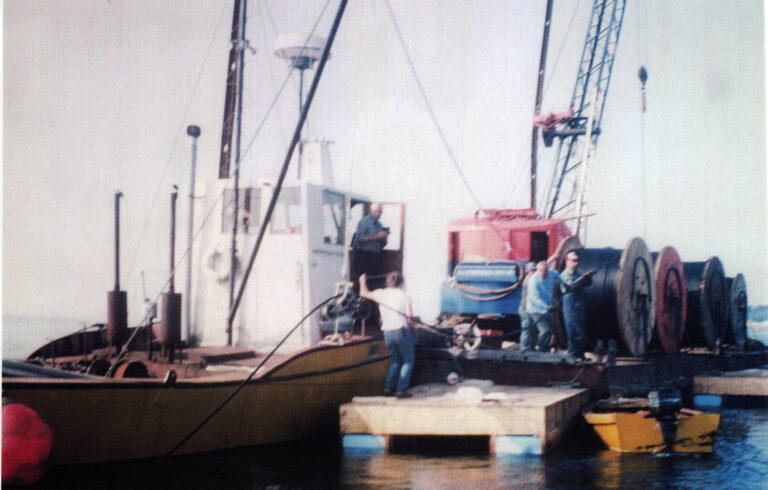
[[385, 0, 514, 245]]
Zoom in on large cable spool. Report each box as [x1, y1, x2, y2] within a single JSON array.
[[577, 237, 655, 356], [726, 274, 747, 349], [683, 257, 727, 350], [651, 247, 687, 354]]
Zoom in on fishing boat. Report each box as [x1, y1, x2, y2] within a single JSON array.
[[2, 0, 400, 481], [583, 390, 720, 453]]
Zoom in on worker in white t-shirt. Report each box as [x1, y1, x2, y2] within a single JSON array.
[[359, 272, 416, 398]]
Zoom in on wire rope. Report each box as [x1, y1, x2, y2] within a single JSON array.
[[384, 0, 485, 215], [125, 2, 230, 289]]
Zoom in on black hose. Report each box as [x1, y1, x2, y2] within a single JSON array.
[[163, 293, 341, 460]]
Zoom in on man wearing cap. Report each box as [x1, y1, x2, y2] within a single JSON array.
[[560, 251, 595, 359], [522, 259, 566, 352]]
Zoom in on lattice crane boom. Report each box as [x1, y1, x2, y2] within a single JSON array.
[[541, 0, 627, 240]]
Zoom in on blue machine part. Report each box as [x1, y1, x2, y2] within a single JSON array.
[[440, 262, 523, 315]]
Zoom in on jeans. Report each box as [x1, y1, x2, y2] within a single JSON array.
[[521, 312, 552, 352], [383, 327, 415, 392], [563, 296, 588, 358]]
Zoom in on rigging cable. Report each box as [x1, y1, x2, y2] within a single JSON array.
[[125, 2, 230, 291], [228, 0, 348, 330], [130, 2, 331, 314]]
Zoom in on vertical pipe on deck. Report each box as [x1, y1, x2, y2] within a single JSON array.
[[185, 125, 201, 345]]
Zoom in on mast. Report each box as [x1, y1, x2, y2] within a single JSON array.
[[530, 0, 554, 211], [227, 0, 348, 332], [227, 0, 248, 346], [218, 0, 242, 180]]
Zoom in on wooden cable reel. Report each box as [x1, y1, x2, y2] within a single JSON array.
[[652, 246, 687, 354]]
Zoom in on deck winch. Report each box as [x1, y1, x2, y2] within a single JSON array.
[[319, 282, 359, 339]]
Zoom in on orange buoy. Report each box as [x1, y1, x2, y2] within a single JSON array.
[[2, 401, 54, 485]]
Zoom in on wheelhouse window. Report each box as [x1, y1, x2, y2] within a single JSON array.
[[322, 191, 345, 245], [222, 188, 260, 234], [271, 187, 302, 234]]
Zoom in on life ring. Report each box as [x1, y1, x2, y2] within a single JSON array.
[[204, 242, 240, 283]]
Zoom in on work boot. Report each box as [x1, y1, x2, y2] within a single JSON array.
[[383, 387, 396, 397], [395, 390, 413, 399]]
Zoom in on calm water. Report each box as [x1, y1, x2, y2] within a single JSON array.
[[4, 317, 768, 489], [12, 408, 768, 489]]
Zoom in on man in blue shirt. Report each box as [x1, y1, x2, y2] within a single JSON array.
[[352, 203, 388, 281], [521, 259, 566, 352]]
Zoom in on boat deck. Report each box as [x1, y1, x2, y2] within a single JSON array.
[[27, 335, 377, 381]]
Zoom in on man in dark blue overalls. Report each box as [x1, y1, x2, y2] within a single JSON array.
[[559, 251, 595, 360]]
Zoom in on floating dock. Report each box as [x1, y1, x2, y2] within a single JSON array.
[[693, 366, 768, 408], [340, 380, 589, 455]]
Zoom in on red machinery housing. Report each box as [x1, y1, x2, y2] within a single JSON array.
[[439, 209, 573, 321], [447, 209, 572, 274]]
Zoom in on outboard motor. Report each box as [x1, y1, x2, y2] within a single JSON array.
[[648, 388, 683, 451]]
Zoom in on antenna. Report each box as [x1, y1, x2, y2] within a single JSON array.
[[275, 33, 329, 179]]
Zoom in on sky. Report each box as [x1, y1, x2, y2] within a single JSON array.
[[3, 0, 767, 334]]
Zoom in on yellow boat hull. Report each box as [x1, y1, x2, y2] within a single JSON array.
[[4, 338, 389, 465], [584, 409, 719, 453]]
